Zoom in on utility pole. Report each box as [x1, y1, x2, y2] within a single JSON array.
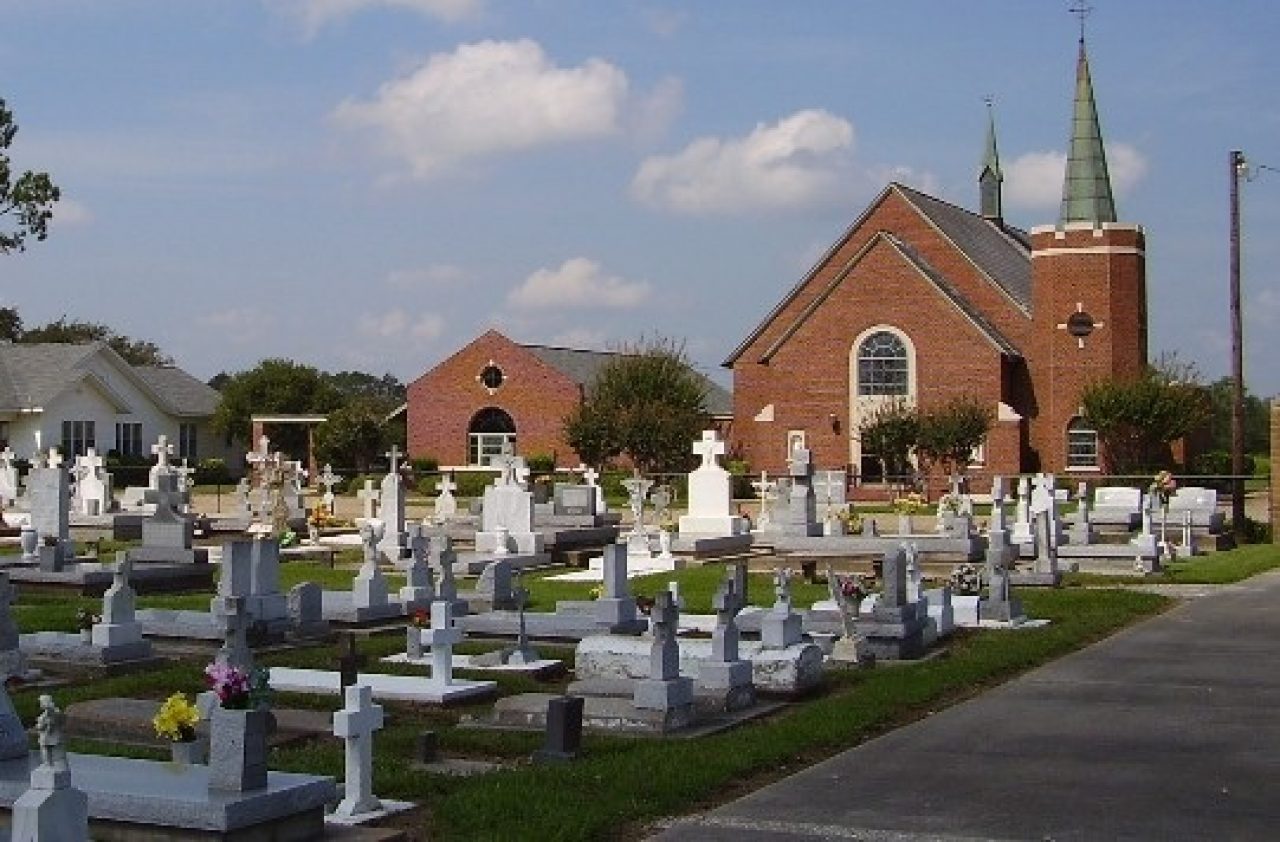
[[1229, 150, 1246, 540]]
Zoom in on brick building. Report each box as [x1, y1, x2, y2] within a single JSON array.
[[406, 329, 732, 468], [725, 39, 1146, 490]]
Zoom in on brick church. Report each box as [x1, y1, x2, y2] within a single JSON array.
[[725, 38, 1146, 490]]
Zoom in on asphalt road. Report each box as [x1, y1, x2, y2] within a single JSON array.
[[653, 569, 1280, 841]]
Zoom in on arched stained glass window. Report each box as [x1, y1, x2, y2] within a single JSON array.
[[856, 331, 909, 396]]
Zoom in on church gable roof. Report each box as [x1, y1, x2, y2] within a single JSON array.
[[893, 184, 1032, 309], [724, 182, 1030, 367], [757, 232, 1021, 363]]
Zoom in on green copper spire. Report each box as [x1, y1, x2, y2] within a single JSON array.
[[1059, 40, 1116, 224], [979, 102, 1003, 222]]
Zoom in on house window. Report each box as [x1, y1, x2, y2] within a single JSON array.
[[1067, 418, 1099, 469], [0, 420, 8, 450], [61, 420, 95, 458], [115, 423, 143, 458], [179, 423, 198, 460], [467, 407, 516, 466], [856, 331, 910, 396]]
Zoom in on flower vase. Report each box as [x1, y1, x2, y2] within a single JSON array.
[[897, 513, 913, 536], [19, 525, 36, 560], [208, 707, 271, 792], [406, 624, 423, 659], [170, 738, 205, 766], [307, 523, 319, 545]]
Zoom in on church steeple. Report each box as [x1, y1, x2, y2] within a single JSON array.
[[1059, 38, 1116, 224], [979, 102, 1003, 223]]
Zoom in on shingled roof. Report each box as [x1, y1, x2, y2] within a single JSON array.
[[894, 183, 1032, 310], [132, 365, 222, 417], [0, 342, 219, 417], [522, 343, 734, 417]]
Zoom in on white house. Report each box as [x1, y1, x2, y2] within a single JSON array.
[[0, 342, 226, 462]]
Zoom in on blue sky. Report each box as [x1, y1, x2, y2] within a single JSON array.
[[2, 0, 1278, 395]]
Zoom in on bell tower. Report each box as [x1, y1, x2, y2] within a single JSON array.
[[1028, 35, 1147, 471]]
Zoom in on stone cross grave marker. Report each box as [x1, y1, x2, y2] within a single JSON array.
[[45, 447, 64, 469], [692, 429, 725, 469], [318, 464, 339, 514], [339, 633, 365, 689], [151, 435, 174, 472], [332, 684, 384, 819], [621, 473, 653, 538], [354, 521, 388, 608], [648, 590, 680, 680], [357, 480, 380, 520], [423, 600, 463, 687], [434, 473, 458, 521], [213, 595, 252, 672]]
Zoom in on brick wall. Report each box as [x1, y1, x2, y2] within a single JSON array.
[[405, 330, 584, 467]]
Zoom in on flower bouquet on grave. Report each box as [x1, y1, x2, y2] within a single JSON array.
[[587, 584, 603, 600], [837, 505, 863, 533], [949, 563, 981, 596], [153, 692, 200, 744], [74, 607, 98, 632], [936, 493, 964, 516], [1149, 470, 1177, 543], [410, 608, 431, 629], [891, 493, 927, 515], [634, 594, 655, 616], [205, 662, 273, 711], [837, 573, 872, 605]]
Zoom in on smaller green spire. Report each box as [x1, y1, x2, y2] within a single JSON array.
[[979, 102, 1003, 222], [1059, 40, 1116, 225]]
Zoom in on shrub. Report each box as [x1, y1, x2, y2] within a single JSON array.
[[411, 457, 439, 473], [193, 458, 231, 486], [454, 471, 497, 498], [525, 453, 556, 473]]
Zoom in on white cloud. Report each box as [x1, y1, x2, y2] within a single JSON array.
[[630, 76, 684, 143], [333, 39, 628, 179], [630, 109, 855, 214], [507, 257, 650, 310], [357, 308, 444, 342], [1005, 142, 1149, 210], [270, 0, 483, 36], [51, 197, 92, 228], [386, 264, 466, 289]]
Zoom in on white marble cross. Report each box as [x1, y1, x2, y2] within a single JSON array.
[[691, 430, 725, 470], [332, 683, 384, 819], [45, 446, 64, 468], [422, 600, 463, 686], [384, 445, 403, 475], [151, 435, 173, 470], [0, 447, 13, 467], [77, 447, 105, 476], [581, 466, 599, 487], [318, 464, 339, 494], [435, 475, 457, 496], [357, 480, 380, 520], [492, 452, 520, 487]]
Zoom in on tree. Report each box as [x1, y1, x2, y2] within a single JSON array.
[[0, 98, 60, 254], [20, 316, 173, 366], [313, 398, 391, 473], [322, 370, 406, 409], [915, 396, 994, 479], [0, 306, 20, 341], [855, 399, 918, 486], [1081, 364, 1210, 473], [211, 359, 345, 459], [1204, 376, 1269, 455], [563, 338, 710, 473]]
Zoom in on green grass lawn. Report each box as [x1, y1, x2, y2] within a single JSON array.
[[1063, 543, 1280, 587], [9, 574, 1171, 841]]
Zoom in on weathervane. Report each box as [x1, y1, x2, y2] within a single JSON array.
[[1069, 1, 1093, 42]]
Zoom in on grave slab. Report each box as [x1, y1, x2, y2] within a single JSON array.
[[268, 667, 497, 704]]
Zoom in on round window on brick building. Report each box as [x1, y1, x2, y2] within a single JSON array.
[[479, 363, 505, 392], [468, 407, 516, 466]]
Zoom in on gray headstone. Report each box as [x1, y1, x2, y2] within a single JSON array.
[[332, 683, 384, 819], [534, 696, 583, 764]]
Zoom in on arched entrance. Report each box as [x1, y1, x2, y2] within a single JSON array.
[[468, 407, 516, 466]]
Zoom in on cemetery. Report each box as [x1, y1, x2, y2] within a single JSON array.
[[0, 424, 1263, 838]]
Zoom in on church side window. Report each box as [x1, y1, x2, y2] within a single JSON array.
[[856, 331, 910, 396], [61, 419, 95, 458], [1067, 417, 1099, 469], [467, 407, 516, 466]]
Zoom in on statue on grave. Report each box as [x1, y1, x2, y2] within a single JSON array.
[[35, 695, 67, 772]]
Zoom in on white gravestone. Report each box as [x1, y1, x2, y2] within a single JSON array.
[[11, 695, 88, 842], [433, 474, 458, 521], [677, 431, 747, 537], [331, 684, 384, 819]]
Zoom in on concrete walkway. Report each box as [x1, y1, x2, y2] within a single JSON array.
[[653, 570, 1280, 841]]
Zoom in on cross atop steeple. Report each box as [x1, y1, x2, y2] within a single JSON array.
[[1059, 25, 1116, 225], [1069, 1, 1093, 44]]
